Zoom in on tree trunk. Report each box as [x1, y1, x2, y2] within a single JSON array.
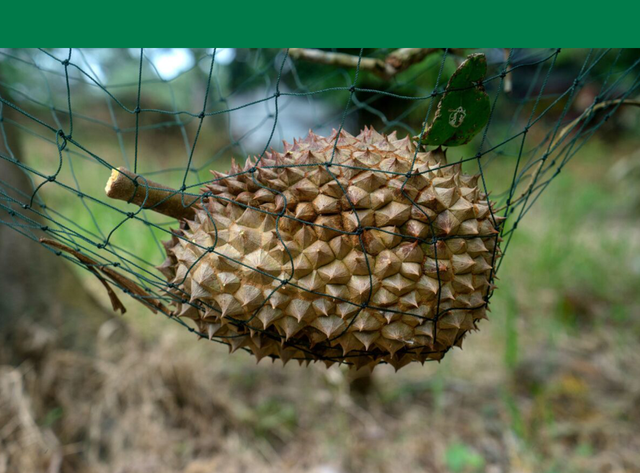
[[0, 92, 120, 362]]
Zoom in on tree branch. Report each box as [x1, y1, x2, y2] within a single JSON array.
[[499, 98, 640, 213], [288, 48, 459, 80]]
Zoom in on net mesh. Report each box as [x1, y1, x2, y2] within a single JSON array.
[[1, 48, 639, 366]]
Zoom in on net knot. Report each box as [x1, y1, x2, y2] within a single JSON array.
[[56, 129, 68, 151], [47, 175, 56, 182], [126, 212, 135, 219], [134, 107, 141, 114], [61, 59, 70, 67], [198, 111, 205, 119]]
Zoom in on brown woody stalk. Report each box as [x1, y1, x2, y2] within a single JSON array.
[[289, 48, 461, 80], [105, 167, 198, 220]]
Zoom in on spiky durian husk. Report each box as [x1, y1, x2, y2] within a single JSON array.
[[159, 127, 502, 370]]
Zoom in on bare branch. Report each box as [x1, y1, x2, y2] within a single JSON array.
[[289, 48, 458, 80], [289, 49, 392, 78], [499, 98, 640, 213], [385, 48, 440, 70]]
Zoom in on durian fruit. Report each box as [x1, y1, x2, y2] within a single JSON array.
[[157, 127, 502, 370]]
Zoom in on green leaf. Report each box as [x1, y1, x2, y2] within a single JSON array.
[[420, 53, 490, 147]]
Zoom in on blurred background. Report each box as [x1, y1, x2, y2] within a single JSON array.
[[1, 48, 640, 473]]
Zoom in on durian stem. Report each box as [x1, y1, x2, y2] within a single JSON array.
[[105, 167, 198, 221], [289, 48, 463, 80]]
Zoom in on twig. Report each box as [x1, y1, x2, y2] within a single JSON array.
[[552, 98, 640, 148], [289, 48, 459, 80], [40, 238, 167, 314], [385, 48, 443, 74], [501, 98, 640, 212], [105, 167, 199, 221]]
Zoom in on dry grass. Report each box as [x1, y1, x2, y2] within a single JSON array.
[[3, 309, 640, 473]]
